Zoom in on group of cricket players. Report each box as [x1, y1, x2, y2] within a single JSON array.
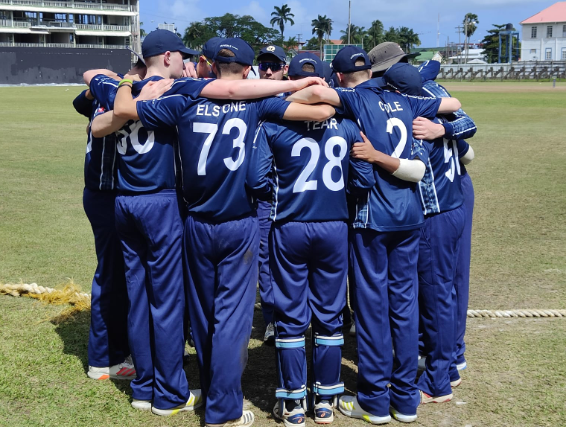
[[73, 27, 476, 427]]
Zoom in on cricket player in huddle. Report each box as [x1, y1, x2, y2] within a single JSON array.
[[417, 58, 477, 376], [248, 52, 374, 426], [375, 62, 475, 404], [256, 44, 289, 345], [85, 30, 329, 423], [71, 57, 146, 382], [287, 45, 461, 423], [110, 36, 335, 427]]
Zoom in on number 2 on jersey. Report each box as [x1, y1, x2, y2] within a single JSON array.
[[292, 136, 347, 193]]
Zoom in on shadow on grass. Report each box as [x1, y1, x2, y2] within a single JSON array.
[[50, 310, 134, 396], [243, 307, 360, 419]]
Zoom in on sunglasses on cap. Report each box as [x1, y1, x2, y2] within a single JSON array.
[[258, 62, 285, 72], [200, 55, 213, 66]]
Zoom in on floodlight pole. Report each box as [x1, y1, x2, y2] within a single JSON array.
[[348, 0, 351, 45]]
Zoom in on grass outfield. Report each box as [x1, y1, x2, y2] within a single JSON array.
[[0, 83, 565, 426]]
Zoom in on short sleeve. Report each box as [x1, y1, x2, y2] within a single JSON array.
[[334, 88, 359, 118], [167, 77, 214, 98], [73, 90, 94, 118], [412, 139, 432, 165], [403, 94, 441, 120], [136, 95, 190, 130], [258, 96, 290, 121], [89, 75, 119, 110]]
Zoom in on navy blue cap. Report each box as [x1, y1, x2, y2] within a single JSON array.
[[202, 37, 224, 59], [257, 45, 287, 63], [215, 38, 255, 66], [288, 52, 322, 77], [142, 29, 199, 59], [321, 60, 339, 87], [376, 63, 422, 96], [331, 46, 371, 73]]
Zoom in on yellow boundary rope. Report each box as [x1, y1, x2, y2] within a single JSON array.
[[1, 283, 565, 319]]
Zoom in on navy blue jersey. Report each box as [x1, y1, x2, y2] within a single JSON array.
[[247, 117, 374, 223], [334, 79, 441, 232], [74, 97, 118, 191], [413, 120, 469, 215], [137, 94, 290, 222], [90, 75, 211, 193]]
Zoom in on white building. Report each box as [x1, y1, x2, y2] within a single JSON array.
[[448, 48, 487, 64], [0, 0, 140, 52], [520, 2, 566, 61]]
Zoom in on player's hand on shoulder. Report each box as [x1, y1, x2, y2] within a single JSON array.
[[351, 131, 378, 163], [182, 62, 198, 78], [412, 116, 445, 140], [137, 79, 174, 101], [124, 73, 143, 82], [294, 77, 329, 90]]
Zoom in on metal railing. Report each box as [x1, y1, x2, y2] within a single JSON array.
[[438, 61, 566, 80], [0, 21, 129, 31], [0, 41, 127, 48], [0, 0, 132, 12], [75, 23, 129, 31]]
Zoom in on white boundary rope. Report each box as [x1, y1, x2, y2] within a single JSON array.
[[2, 284, 565, 318]]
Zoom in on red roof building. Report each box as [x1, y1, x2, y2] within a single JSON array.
[[520, 2, 566, 61]]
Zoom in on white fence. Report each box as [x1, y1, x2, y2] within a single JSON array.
[[439, 61, 566, 80]]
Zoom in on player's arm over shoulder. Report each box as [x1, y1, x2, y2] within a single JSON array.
[[91, 110, 128, 138], [438, 97, 461, 114], [286, 86, 342, 107]]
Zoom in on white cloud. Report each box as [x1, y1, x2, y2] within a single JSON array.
[[231, 1, 270, 23]]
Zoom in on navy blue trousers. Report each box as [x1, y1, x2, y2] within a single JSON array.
[[184, 214, 258, 425], [350, 228, 420, 417], [271, 221, 347, 401], [115, 190, 189, 409], [417, 205, 465, 397], [454, 173, 474, 367], [83, 188, 129, 367], [257, 200, 274, 326]]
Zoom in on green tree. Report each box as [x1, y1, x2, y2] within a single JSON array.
[[383, 26, 400, 44], [311, 15, 333, 53], [397, 26, 421, 53], [139, 21, 147, 38], [270, 4, 295, 39], [367, 20, 385, 50], [480, 23, 511, 63], [183, 14, 279, 52], [339, 24, 367, 45], [303, 36, 320, 51], [463, 13, 479, 38]]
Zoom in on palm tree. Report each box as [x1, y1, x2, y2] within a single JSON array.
[[340, 24, 367, 45], [397, 27, 421, 53], [462, 13, 479, 38], [311, 15, 333, 55], [270, 4, 295, 39], [367, 20, 384, 50]]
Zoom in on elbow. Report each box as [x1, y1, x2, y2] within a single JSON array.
[[460, 146, 475, 165], [314, 105, 335, 122], [114, 104, 128, 119], [310, 85, 325, 104], [91, 128, 103, 138], [83, 71, 93, 86], [453, 98, 462, 111]]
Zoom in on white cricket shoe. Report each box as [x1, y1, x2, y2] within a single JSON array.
[[87, 356, 136, 380], [151, 389, 203, 416], [338, 395, 391, 424]]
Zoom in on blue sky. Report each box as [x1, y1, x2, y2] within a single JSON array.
[[140, 0, 554, 48]]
